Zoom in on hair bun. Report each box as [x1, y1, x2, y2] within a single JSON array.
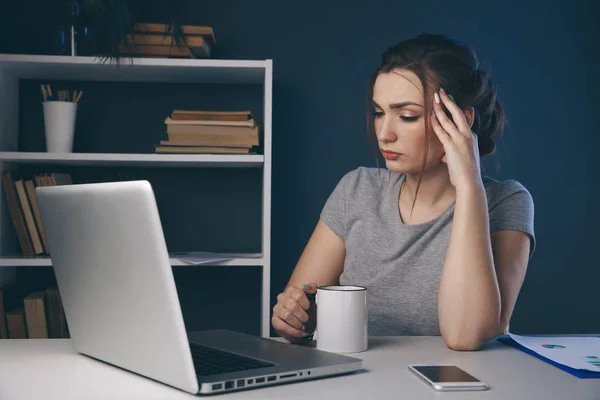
[[472, 67, 504, 156]]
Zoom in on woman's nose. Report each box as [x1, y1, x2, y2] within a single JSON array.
[[377, 118, 397, 143]]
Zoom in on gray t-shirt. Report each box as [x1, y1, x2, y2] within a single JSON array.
[[320, 167, 535, 336]]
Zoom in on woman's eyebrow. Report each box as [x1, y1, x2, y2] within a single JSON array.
[[372, 100, 424, 109]]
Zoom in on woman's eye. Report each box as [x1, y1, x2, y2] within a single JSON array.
[[400, 116, 419, 122], [372, 111, 384, 118]]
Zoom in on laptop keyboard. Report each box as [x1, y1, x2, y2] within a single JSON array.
[[189, 342, 275, 376]]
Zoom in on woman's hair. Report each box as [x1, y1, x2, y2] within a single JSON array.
[[366, 33, 505, 212]]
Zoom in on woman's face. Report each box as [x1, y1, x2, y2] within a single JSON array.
[[372, 69, 445, 174]]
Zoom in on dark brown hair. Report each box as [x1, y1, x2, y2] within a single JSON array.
[[367, 33, 505, 214]]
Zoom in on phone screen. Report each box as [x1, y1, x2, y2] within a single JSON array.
[[413, 365, 480, 383]]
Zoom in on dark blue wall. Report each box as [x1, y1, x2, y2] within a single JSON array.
[[2, 0, 598, 335]]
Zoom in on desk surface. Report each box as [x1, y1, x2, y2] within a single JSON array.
[[0, 337, 598, 400]]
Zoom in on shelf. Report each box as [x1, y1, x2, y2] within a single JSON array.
[[0, 54, 269, 84], [0, 256, 263, 267], [0, 152, 263, 167]]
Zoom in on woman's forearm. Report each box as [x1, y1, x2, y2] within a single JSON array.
[[438, 183, 502, 350]]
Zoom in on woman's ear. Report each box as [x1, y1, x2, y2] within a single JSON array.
[[464, 106, 475, 128]]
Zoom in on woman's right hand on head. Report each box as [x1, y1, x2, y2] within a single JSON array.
[[272, 283, 317, 340]]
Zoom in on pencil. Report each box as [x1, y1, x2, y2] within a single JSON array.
[[41, 85, 47, 101]]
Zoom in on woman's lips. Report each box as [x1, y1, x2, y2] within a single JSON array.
[[381, 149, 402, 160]]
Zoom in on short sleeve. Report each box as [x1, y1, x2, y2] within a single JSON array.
[[487, 180, 536, 256], [319, 170, 357, 241]]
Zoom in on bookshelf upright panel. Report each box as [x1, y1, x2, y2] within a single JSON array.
[[261, 60, 273, 337]]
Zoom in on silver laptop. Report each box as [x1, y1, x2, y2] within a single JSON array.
[[35, 180, 362, 395]]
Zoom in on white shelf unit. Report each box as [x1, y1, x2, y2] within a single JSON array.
[[0, 54, 273, 337]]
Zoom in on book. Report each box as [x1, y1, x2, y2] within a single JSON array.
[[127, 34, 211, 58], [161, 132, 258, 147], [118, 43, 194, 58], [167, 123, 259, 137], [2, 172, 35, 257], [124, 23, 215, 58], [45, 287, 69, 338], [14, 179, 44, 255], [171, 110, 252, 122], [165, 117, 255, 128], [126, 33, 208, 48], [134, 23, 216, 46], [155, 145, 251, 154], [24, 180, 49, 254], [23, 291, 49, 339], [6, 307, 27, 338]]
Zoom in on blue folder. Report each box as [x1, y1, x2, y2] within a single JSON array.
[[498, 336, 600, 379]]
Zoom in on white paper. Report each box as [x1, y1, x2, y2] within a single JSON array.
[[509, 333, 600, 372], [170, 251, 261, 265]]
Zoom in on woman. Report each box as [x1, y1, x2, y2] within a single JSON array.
[[272, 33, 535, 351]]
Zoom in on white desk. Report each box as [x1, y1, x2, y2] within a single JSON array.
[[0, 337, 598, 400]]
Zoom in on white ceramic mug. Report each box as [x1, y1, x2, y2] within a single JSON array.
[[315, 285, 367, 353]]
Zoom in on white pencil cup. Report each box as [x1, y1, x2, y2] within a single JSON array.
[[43, 101, 78, 153], [315, 285, 368, 354]]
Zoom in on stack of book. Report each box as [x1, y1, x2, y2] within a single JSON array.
[[1, 172, 73, 257], [0, 284, 70, 339], [155, 110, 260, 154], [118, 23, 216, 58]]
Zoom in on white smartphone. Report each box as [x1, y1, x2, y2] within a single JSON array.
[[408, 364, 489, 391]]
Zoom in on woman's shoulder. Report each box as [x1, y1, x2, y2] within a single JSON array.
[[482, 176, 534, 208], [482, 176, 536, 255]]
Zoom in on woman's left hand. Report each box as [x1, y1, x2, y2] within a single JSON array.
[[431, 88, 483, 190]]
